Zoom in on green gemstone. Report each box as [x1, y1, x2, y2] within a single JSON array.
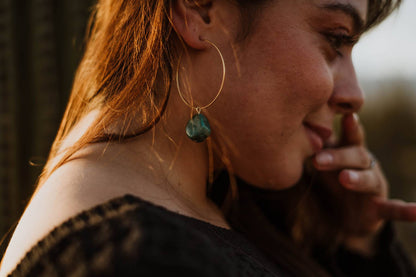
[[185, 113, 211, 142]]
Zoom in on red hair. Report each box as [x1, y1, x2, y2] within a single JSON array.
[[36, 0, 402, 194]]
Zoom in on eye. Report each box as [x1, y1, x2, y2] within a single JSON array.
[[323, 32, 357, 57]]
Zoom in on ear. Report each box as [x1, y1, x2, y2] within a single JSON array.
[[171, 0, 214, 50]]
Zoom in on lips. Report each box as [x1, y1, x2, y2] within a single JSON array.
[[303, 122, 332, 152]]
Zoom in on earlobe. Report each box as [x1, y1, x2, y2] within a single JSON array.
[[171, 0, 213, 50]]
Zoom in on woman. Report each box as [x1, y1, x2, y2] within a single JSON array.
[[1, 0, 415, 276]]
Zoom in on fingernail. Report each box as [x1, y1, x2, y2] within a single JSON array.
[[353, 113, 359, 123], [316, 152, 333, 165], [348, 171, 359, 184]]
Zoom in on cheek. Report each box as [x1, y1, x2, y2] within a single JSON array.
[[244, 22, 331, 97], [210, 18, 334, 187], [213, 27, 335, 143], [272, 36, 334, 112], [227, 34, 334, 129]]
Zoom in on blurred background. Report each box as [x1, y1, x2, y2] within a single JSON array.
[[0, 0, 415, 264], [352, 0, 416, 262], [0, 0, 96, 256]]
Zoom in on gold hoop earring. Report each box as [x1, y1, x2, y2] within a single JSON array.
[[176, 39, 226, 143]]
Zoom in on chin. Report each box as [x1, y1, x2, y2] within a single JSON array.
[[265, 171, 303, 190], [242, 162, 305, 191]]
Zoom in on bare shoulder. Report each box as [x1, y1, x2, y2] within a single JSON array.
[[0, 111, 182, 276], [0, 154, 153, 276]]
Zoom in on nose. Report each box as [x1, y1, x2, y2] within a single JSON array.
[[329, 59, 364, 114]]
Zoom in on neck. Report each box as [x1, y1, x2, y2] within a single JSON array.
[[120, 88, 220, 221]]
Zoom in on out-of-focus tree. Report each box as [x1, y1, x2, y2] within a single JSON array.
[[0, 0, 96, 257], [361, 79, 416, 262]]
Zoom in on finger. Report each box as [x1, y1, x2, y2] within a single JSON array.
[[374, 198, 416, 222], [340, 113, 365, 146], [314, 146, 373, 171], [338, 169, 381, 194]]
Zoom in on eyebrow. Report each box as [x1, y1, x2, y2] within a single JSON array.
[[318, 3, 365, 34]]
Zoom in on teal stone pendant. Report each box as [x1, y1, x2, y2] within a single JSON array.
[[185, 113, 211, 142]]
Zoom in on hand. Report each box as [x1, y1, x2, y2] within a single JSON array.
[[312, 113, 416, 255]]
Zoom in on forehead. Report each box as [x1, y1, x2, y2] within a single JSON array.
[[312, 0, 368, 22]]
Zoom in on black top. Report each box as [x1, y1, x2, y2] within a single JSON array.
[[7, 189, 416, 277], [9, 195, 283, 277]]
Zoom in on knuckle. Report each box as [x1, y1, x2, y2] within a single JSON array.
[[367, 172, 380, 194], [357, 147, 370, 166]]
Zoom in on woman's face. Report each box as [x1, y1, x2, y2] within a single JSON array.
[[211, 0, 367, 189]]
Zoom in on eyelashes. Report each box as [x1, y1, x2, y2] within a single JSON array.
[[323, 32, 358, 57]]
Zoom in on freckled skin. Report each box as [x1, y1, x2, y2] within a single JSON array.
[[207, 0, 367, 189]]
